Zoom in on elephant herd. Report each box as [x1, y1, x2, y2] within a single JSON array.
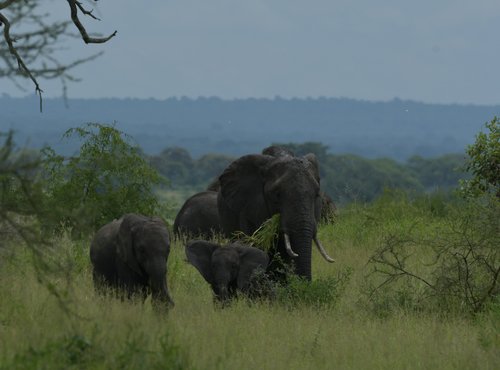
[[89, 146, 336, 310]]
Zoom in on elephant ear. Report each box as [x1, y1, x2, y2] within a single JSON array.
[[219, 154, 274, 213], [303, 153, 320, 183], [117, 214, 144, 276], [185, 240, 220, 284], [233, 244, 269, 291]]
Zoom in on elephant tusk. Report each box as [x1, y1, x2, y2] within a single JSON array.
[[284, 233, 299, 258], [314, 236, 335, 263]]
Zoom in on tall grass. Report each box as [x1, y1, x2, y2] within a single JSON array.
[[1, 194, 499, 369]]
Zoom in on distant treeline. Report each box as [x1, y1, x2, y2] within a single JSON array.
[[1, 95, 498, 160], [149, 142, 468, 204]]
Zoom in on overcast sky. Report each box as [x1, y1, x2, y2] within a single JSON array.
[[2, 0, 500, 104]]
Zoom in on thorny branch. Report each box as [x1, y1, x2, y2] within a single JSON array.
[[0, 131, 87, 321], [367, 206, 499, 313], [0, 0, 116, 111], [67, 0, 117, 44]]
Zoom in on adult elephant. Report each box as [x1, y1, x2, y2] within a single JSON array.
[[263, 145, 337, 225], [173, 191, 221, 239], [90, 213, 174, 309], [217, 153, 334, 281]]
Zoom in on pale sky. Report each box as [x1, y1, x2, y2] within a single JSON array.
[[2, 0, 500, 104]]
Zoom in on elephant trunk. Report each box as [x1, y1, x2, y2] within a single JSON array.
[[216, 284, 230, 302], [290, 232, 313, 280], [280, 210, 316, 280]]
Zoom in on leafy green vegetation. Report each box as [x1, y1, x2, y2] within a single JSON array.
[[460, 116, 500, 198], [1, 194, 499, 369], [41, 123, 166, 235], [1, 120, 499, 369], [149, 141, 468, 205], [233, 214, 281, 252]]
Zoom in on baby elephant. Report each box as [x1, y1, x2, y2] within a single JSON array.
[[90, 213, 174, 309], [186, 240, 269, 303]]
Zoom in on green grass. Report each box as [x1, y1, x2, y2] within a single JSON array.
[[1, 196, 499, 369]]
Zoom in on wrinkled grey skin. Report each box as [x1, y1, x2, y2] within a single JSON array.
[[263, 145, 337, 224], [217, 153, 323, 281], [173, 191, 221, 239], [209, 146, 337, 225], [90, 213, 174, 309], [186, 240, 269, 303]]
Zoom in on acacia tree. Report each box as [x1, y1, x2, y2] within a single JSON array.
[[461, 117, 500, 199], [0, 0, 116, 110]]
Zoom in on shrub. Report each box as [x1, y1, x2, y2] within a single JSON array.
[[365, 197, 499, 315], [275, 268, 352, 310], [460, 116, 500, 199], [41, 123, 166, 235], [0, 131, 46, 245]]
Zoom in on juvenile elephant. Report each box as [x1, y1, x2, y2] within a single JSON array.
[[173, 191, 221, 239], [90, 213, 174, 309], [217, 152, 334, 281], [185, 240, 269, 303]]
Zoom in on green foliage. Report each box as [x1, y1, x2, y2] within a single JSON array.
[[276, 269, 352, 310], [41, 123, 166, 234], [2, 331, 190, 370], [0, 131, 47, 249], [322, 154, 423, 204], [150, 148, 233, 188], [151, 141, 469, 204], [2, 190, 500, 369], [460, 117, 500, 198], [365, 196, 500, 315], [408, 153, 467, 191], [194, 153, 234, 185], [149, 147, 194, 186], [234, 214, 281, 252], [4, 334, 99, 370]]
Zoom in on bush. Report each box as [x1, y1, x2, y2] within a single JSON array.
[[365, 196, 500, 315], [2, 332, 191, 370], [0, 130, 49, 257], [275, 269, 352, 310], [41, 123, 166, 235], [460, 116, 500, 199]]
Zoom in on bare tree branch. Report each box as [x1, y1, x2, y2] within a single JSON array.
[[0, 11, 43, 110], [0, 0, 116, 111], [67, 0, 117, 44], [0, 1, 18, 11]]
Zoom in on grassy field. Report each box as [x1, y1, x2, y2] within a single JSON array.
[[1, 195, 499, 369]]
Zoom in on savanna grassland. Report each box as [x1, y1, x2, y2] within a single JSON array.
[[1, 194, 499, 370]]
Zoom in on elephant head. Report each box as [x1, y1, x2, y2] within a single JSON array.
[[185, 240, 269, 302], [116, 214, 174, 308], [217, 154, 334, 281]]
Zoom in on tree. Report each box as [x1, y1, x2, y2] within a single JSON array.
[[0, 0, 116, 110], [407, 154, 467, 192], [42, 123, 165, 235], [461, 117, 500, 198], [0, 130, 45, 245], [150, 147, 194, 186]]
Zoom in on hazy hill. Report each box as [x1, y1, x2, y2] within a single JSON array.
[[1, 95, 498, 159]]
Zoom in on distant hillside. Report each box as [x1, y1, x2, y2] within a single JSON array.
[[1, 95, 498, 159]]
